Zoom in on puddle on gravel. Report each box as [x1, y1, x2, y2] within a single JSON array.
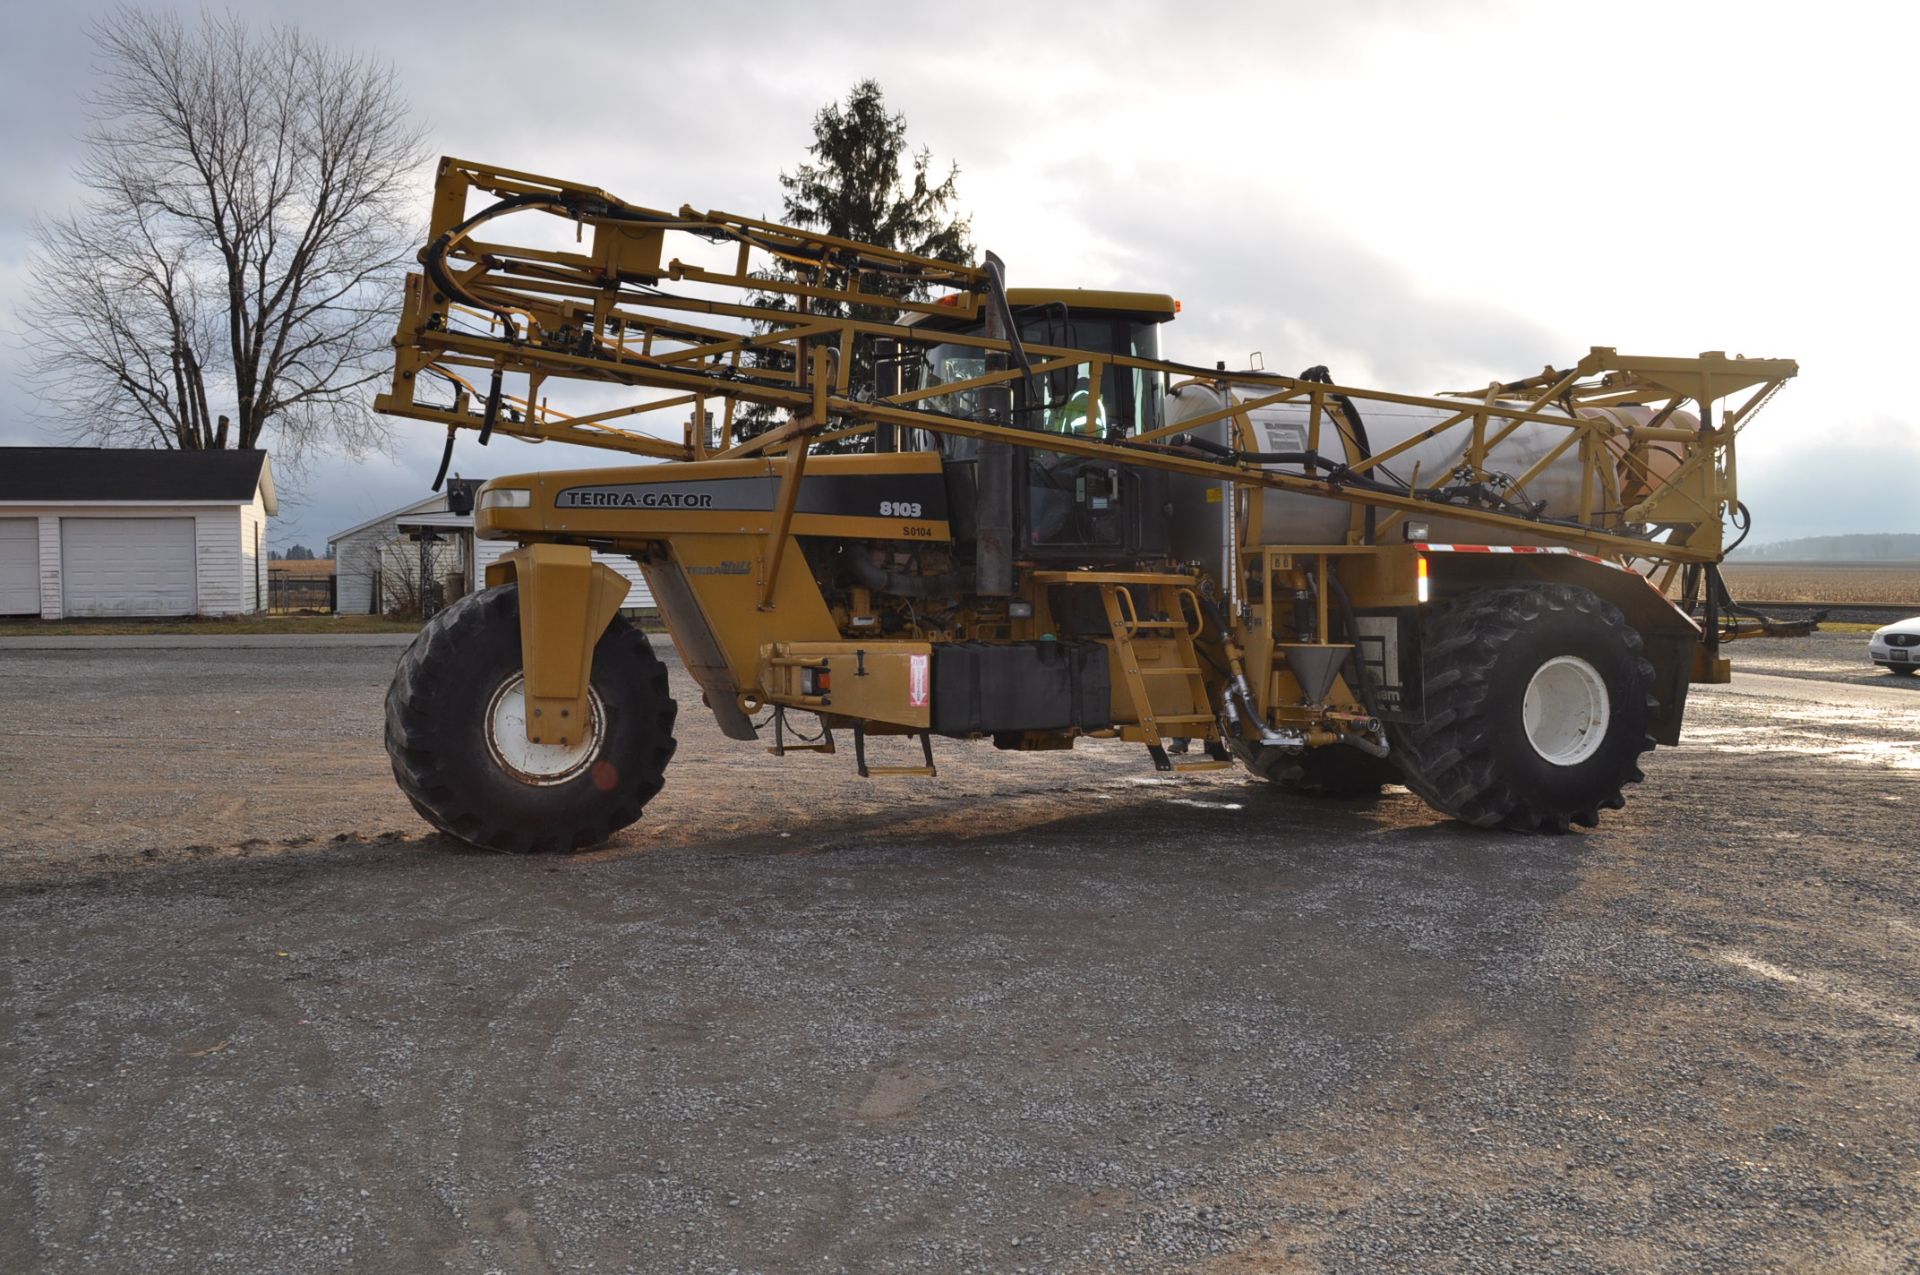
[[1686, 700, 1920, 769], [1687, 730, 1920, 769]]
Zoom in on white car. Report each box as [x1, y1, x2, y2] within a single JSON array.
[[1868, 616, 1920, 676]]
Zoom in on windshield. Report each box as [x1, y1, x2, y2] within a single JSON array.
[[916, 314, 1166, 449]]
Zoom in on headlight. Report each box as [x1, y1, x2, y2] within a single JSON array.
[[478, 487, 532, 510]]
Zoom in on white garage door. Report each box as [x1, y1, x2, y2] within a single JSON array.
[[61, 517, 198, 617], [0, 519, 38, 615]]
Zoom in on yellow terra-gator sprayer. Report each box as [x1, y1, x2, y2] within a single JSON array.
[[372, 158, 1801, 852]]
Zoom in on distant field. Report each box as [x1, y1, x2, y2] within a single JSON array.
[[1716, 561, 1920, 605]]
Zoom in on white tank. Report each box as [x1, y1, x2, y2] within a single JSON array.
[[1164, 382, 1634, 581]]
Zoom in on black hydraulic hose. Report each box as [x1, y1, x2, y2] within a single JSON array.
[[1724, 500, 1754, 555], [421, 190, 698, 334], [1299, 365, 1374, 462], [1696, 566, 1799, 631], [1170, 432, 1232, 457], [420, 192, 563, 335], [737, 226, 941, 277], [430, 426, 456, 492], [1190, 596, 1237, 681], [1240, 450, 1325, 467], [478, 367, 504, 446], [1132, 432, 1628, 541], [981, 252, 1040, 417], [1707, 562, 1774, 623], [1160, 432, 1411, 497], [1302, 365, 1384, 541], [1171, 431, 1321, 467]]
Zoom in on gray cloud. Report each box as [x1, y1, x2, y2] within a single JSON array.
[[1089, 189, 1561, 389], [1, 0, 1907, 551]]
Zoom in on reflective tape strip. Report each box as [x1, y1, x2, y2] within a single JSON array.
[[1412, 543, 1697, 630], [1417, 542, 1628, 571]]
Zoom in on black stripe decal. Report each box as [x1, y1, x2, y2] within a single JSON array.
[[556, 472, 949, 520]]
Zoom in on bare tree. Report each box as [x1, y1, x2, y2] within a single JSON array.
[[22, 8, 426, 462]]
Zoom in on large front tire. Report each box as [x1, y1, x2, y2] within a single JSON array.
[[1392, 584, 1654, 833], [385, 584, 677, 852]]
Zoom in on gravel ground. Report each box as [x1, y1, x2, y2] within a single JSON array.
[[1, 633, 1917, 1273]]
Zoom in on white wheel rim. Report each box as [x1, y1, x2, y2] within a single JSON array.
[[1521, 655, 1610, 767], [484, 674, 604, 786]]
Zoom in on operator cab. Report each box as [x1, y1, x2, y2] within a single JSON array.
[[902, 288, 1178, 566]]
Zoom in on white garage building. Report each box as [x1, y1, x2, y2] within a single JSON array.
[[328, 488, 653, 616], [0, 448, 276, 619]]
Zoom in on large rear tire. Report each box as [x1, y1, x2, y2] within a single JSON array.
[[385, 584, 677, 852], [1392, 583, 1654, 832]]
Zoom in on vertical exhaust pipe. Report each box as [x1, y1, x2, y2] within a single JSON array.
[[975, 252, 1014, 597], [873, 337, 899, 453]]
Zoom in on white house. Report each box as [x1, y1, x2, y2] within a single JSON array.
[[0, 448, 275, 619], [328, 489, 654, 615]]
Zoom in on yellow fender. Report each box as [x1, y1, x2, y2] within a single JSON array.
[[484, 544, 630, 746]]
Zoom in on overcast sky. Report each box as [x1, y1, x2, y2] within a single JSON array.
[[2, 0, 1914, 550]]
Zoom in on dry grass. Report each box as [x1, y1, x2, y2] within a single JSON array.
[[1716, 562, 1920, 605]]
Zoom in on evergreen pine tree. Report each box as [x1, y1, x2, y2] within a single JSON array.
[[735, 81, 973, 447]]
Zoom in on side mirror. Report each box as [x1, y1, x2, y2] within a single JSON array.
[[445, 477, 480, 516]]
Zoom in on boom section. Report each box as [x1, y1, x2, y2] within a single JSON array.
[[376, 156, 1796, 571]]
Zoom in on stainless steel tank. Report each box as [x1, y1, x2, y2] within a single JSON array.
[[1164, 381, 1645, 584]]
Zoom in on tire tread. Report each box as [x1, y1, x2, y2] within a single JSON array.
[[384, 586, 677, 852], [1393, 584, 1656, 833]]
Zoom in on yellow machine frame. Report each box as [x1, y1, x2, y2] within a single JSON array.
[[375, 157, 1798, 769]]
